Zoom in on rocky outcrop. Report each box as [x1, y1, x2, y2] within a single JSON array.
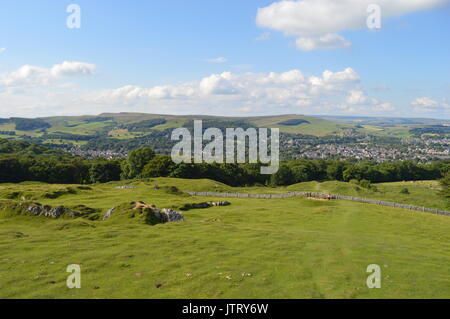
[[22, 204, 83, 218], [116, 186, 136, 189], [179, 201, 231, 211], [0, 201, 100, 219], [155, 208, 185, 223], [102, 201, 184, 225]]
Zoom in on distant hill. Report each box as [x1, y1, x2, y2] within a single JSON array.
[[0, 113, 448, 149]]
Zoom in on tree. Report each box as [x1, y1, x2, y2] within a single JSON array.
[[440, 171, 450, 199], [343, 165, 363, 182], [326, 161, 347, 181], [89, 161, 121, 183], [270, 165, 294, 186], [142, 155, 175, 178], [121, 147, 155, 179]]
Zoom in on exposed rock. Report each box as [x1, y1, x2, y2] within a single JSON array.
[[101, 201, 184, 225], [158, 208, 185, 223], [116, 185, 136, 189], [127, 201, 184, 225], [0, 201, 98, 219], [179, 201, 231, 211], [103, 207, 116, 220], [210, 201, 231, 207], [26, 204, 83, 218]]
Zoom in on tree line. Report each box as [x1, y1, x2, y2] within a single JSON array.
[[0, 139, 449, 187]]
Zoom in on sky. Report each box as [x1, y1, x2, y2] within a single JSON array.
[[0, 0, 449, 118]]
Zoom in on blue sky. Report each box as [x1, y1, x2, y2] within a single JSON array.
[[0, 0, 449, 118]]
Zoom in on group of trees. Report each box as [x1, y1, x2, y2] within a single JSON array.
[[135, 153, 448, 187], [10, 118, 51, 131], [0, 139, 449, 190], [270, 160, 447, 186], [0, 139, 121, 184]]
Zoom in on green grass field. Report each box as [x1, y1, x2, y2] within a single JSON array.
[[0, 179, 449, 299]]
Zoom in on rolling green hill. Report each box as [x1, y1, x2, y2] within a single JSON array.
[[0, 178, 449, 299], [1, 113, 448, 151]]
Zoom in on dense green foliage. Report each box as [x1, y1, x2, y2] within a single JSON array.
[[279, 119, 310, 126], [410, 125, 450, 137], [0, 139, 120, 184], [11, 118, 51, 131], [123, 119, 167, 131], [120, 147, 155, 179], [183, 119, 253, 132], [0, 139, 448, 189]]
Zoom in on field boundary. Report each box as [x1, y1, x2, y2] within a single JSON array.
[[186, 191, 450, 217]]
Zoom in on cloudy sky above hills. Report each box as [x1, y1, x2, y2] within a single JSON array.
[[0, 0, 449, 118]]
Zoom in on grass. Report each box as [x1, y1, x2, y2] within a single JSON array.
[[0, 179, 449, 299], [2, 114, 440, 146], [248, 115, 354, 136]]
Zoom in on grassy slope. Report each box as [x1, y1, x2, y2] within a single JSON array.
[[247, 115, 354, 136], [0, 114, 364, 139], [3, 113, 447, 143], [134, 178, 448, 211], [0, 179, 449, 299]]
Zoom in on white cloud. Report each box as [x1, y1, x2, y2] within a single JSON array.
[[0, 61, 95, 87], [296, 33, 351, 51], [411, 97, 439, 107], [0, 63, 401, 118], [90, 67, 393, 117], [50, 61, 95, 77], [323, 67, 359, 83], [411, 97, 449, 112], [0, 48, 6, 53], [204, 57, 227, 63], [374, 102, 394, 111], [346, 90, 369, 105], [256, 0, 448, 51], [199, 72, 239, 95]]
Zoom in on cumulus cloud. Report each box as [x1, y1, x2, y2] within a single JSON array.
[[256, 0, 448, 50], [0, 62, 399, 117], [412, 97, 439, 107], [92, 67, 392, 116], [411, 97, 449, 112], [0, 61, 95, 86], [346, 90, 369, 105], [296, 33, 351, 51]]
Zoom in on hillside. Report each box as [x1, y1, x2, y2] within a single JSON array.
[[1, 113, 443, 147], [0, 178, 449, 298]]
